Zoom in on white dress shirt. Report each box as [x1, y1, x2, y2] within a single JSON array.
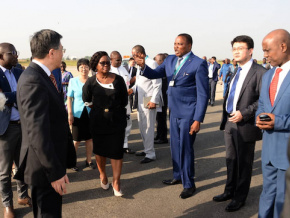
[[271, 60, 290, 100], [226, 59, 253, 112]]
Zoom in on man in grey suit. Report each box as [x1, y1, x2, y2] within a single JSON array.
[[213, 35, 267, 212], [129, 45, 162, 164], [0, 43, 31, 218]]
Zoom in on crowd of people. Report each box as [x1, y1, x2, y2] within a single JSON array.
[[0, 28, 289, 218]]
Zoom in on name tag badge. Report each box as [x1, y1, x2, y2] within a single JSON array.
[[169, 80, 175, 87]]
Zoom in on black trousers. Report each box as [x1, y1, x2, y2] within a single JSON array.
[[31, 185, 62, 218], [156, 104, 168, 141], [224, 120, 255, 202], [209, 78, 217, 104]]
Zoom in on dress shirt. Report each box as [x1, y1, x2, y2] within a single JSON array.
[[175, 51, 191, 77], [226, 59, 253, 112], [0, 65, 20, 121], [32, 59, 51, 76], [208, 64, 214, 78], [271, 60, 290, 100]]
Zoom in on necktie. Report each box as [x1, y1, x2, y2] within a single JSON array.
[[176, 57, 183, 68], [226, 67, 242, 113], [49, 74, 59, 92], [269, 68, 283, 106]]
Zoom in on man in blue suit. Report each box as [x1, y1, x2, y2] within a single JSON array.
[[0, 43, 31, 218], [208, 56, 220, 106], [134, 33, 209, 199], [256, 29, 290, 218]]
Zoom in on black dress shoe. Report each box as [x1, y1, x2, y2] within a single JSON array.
[[213, 192, 233, 202], [123, 148, 135, 154], [135, 151, 146, 156], [154, 136, 159, 140], [225, 200, 245, 212], [179, 186, 196, 199], [140, 157, 154, 164], [85, 160, 96, 169], [154, 139, 168, 144], [162, 178, 182, 185]]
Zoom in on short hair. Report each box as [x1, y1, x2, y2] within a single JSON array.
[[129, 57, 135, 61], [61, 61, 66, 71], [212, 56, 216, 61], [157, 53, 166, 61], [231, 35, 254, 49], [178, 33, 193, 45], [77, 58, 90, 71], [132, 45, 146, 55], [30, 29, 62, 59], [89, 51, 108, 72]]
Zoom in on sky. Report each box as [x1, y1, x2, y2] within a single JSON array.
[[1, 0, 290, 60]]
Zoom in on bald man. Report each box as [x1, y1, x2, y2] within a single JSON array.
[[0, 43, 31, 218], [256, 29, 290, 218]]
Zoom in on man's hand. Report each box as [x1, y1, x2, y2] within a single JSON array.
[[256, 113, 275, 130], [130, 76, 136, 85], [68, 114, 74, 126], [228, 110, 243, 123], [51, 174, 69, 196], [128, 89, 133, 96], [133, 53, 146, 69], [146, 101, 156, 109], [189, 121, 200, 135]]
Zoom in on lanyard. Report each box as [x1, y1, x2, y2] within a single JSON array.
[[173, 55, 190, 78]]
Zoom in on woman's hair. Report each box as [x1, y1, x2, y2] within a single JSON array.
[[77, 58, 89, 71], [89, 51, 108, 72], [61, 61, 66, 71]]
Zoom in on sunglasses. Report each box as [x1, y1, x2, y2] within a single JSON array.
[[99, 61, 110, 66]]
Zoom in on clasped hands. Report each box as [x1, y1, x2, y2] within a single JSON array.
[[256, 113, 275, 130]]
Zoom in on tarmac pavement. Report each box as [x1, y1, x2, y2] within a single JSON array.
[[2, 82, 262, 217]]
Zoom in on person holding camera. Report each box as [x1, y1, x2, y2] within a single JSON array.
[[214, 35, 267, 212]]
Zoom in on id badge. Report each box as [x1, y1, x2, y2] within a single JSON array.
[[169, 80, 175, 87]]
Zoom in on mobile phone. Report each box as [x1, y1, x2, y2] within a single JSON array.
[[259, 114, 271, 121]]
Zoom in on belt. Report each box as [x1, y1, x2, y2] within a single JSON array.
[[10, 120, 20, 125]]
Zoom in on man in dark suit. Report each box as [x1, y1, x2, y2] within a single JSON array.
[[208, 56, 220, 106], [128, 57, 137, 110], [16, 29, 70, 218], [134, 33, 209, 199], [256, 29, 290, 218], [0, 43, 31, 218], [213, 35, 267, 212]]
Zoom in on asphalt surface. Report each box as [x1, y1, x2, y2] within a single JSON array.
[[2, 83, 263, 218]]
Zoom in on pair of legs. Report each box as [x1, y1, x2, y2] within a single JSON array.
[[74, 139, 93, 163], [209, 78, 217, 105], [95, 155, 123, 191]]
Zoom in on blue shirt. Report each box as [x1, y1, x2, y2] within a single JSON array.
[[1, 67, 20, 121], [67, 77, 91, 118], [219, 64, 232, 82]]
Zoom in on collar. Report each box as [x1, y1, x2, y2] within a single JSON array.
[[0, 65, 9, 73], [280, 60, 290, 73], [180, 51, 191, 59], [32, 59, 51, 76], [239, 58, 253, 72]]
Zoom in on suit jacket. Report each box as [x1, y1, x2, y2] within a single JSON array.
[[15, 62, 70, 187], [143, 52, 209, 122], [220, 62, 266, 142], [256, 67, 290, 170], [132, 58, 162, 111], [0, 67, 22, 134], [129, 66, 137, 88], [211, 62, 221, 82]]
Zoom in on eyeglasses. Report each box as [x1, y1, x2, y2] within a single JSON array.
[[6, 51, 19, 56], [99, 61, 110, 66], [232, 47, 248, 52]]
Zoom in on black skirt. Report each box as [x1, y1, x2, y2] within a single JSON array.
[[72, 108, 91, 141]]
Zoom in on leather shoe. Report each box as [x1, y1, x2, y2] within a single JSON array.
[[179, 186, 196, 199], [123, 148, 135, 154], [135, 151, 146, 156], [4, 206, 15, 218], [154, 139, 168, 144], [213, 192, 233, 202], [18, 196, 32, 207], [162, 178, 182, 185], [140, 157, 154, 164], [225, 200, 245, 212]]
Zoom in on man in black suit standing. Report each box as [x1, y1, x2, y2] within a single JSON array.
[[128, 57, 137, 110], [208, 56, 220, 106], [213, 35, 267, 211], [16, 29, 70, 218]]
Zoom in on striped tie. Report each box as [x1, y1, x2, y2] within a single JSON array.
[[49, 74, 59, 92], [269, 68, 282, 106]]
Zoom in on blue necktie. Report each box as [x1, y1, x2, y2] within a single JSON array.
[[226, 67, 242, 113]]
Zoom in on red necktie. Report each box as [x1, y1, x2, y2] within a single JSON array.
[[49, 74, 59, 92], [269, 68, 283, 106]]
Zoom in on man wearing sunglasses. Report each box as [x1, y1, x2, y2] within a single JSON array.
[[0, 43, 31, 218]]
